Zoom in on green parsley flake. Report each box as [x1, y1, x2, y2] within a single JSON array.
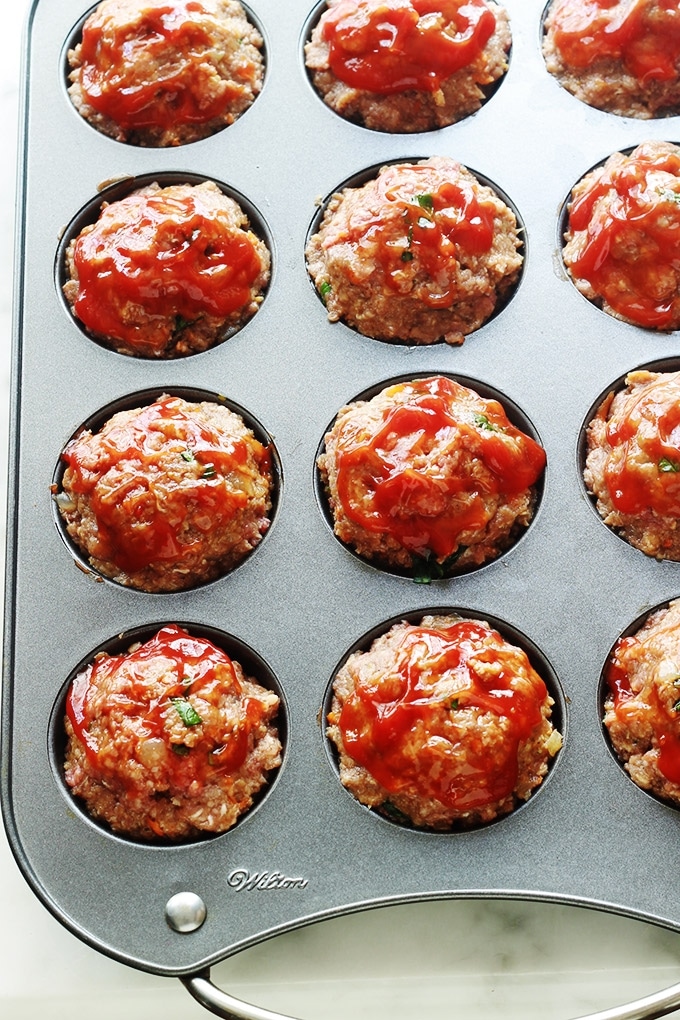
[[659, 457, 680, 473], [171, 698, 203, 727], [202, 464, 216, 479], [181, 449, 195, 462], [416, 193, 434, 213], [320, 280, 332, 305], [474, 413, 501, 432]]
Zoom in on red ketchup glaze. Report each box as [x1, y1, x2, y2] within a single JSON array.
[[66, 624, 268, 791], [320, 0, 496, 94], [605, 633, 680, 784], [333, 376, 545, 560], [78, 0, 254, 130], [61, 395, 269, 575], [338, 620, 548, 811], [549, 0, 680, 82], [71, 187, 264, 351], [566, 144, 680, 329], [602, 374, 680, 516]]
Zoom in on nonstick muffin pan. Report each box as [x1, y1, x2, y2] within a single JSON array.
[[7, 0, 680, 1013]]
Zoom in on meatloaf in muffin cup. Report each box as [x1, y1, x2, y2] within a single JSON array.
[[55, 394, 273, 592], [63, 179, 270, 358], [67, 0, 264, 146], [562, 141, 680, 331], [604, 599, 680, 807], [543, 0, 680, 119], [585, 369, 680, 559], [306, 156, 523, 345], [64, 624, 282, 840], [317, 375, 546, 577], [328, 614, 562, 829], [305, 0, 511, 133]]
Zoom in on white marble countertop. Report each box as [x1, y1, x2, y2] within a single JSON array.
[[2, 2, 680, 1018]]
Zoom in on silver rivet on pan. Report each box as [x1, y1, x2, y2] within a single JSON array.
[[165, 891, 207, 933]]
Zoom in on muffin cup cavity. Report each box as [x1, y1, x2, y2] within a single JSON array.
[[52, 387, 282, 592], [314, 372, 546, 581], [322, 606, 565, 834], [48, 620, 287, 846], [56, 171, 273, 358], [62, 0, 268, 146], [302, 0, 512, 134]]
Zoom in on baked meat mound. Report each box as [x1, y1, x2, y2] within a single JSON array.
[[318, 375, 546, 576], [543, 0, 680, 119], [64, 624, 282, 840], [585, 369, 680, 559], [306, 157, 523, 345], [604, 599, 680, 806], [305, 0, 511, 133], [563, 141, 680, 330], [56, 394, 273, 592], [328, 615, 562, 829], [67, 0, 264, 146], [63, 180, 270, 358]]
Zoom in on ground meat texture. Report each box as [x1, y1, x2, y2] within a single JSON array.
[[305, 0, 511, 133], [318, 376, 545, 575], [543, 0, 680, 119], [306, 157, 523, 345], [604, 600, 680, 806], [584, 370, 680, 559], [67, 0, 264, 146], [64, 624, 282, 840], [328, 615, 561, 829], [56, 394, 272, 592], [563, 141, 680, 331], [63, 180, 269, 359]]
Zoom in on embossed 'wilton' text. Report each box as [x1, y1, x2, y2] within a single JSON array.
[[227, 869, 309, 892]]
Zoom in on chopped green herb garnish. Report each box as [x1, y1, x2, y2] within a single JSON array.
[[319, 280, 332, 304], [659, 457, 680, 473], [657, 187, 680, 205], [416, 193, 434, 213], [181, 449, 195, 462], [401, 250, 414, 262], [174, 315, 192, 333], [474, 413, 502, 432], [171, 744, 191, 756], [202, 464, 216, 479], [449, 698, 460, 710], [673, 699, 680, 713], [412, 548, 464, 583], [171, 698, 203, 727]]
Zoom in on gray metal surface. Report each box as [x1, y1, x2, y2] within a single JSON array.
[[4, 0, 680, 979]]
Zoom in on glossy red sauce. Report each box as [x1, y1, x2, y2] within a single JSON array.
[[605, 633, 680, 784], [601, 374, 680, 516], [78, 0, 258, 130], [61, 395, 269, 575], [71, 186, 264, 352], [320, 0, 496, 94], [339, 619, 548, 811], [66, 624, 268, 790], [567, 144, 680, 329], [549, 0, 680, 82], [333, 376, 545, 560]]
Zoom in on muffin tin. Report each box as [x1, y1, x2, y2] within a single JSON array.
[[6, 0, 680, 1006]]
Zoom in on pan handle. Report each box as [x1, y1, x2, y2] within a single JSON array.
[[181, 969, 680, 1020]]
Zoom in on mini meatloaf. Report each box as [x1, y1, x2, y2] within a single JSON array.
[[328, 614, 561, 829], [67, 0, 264, 146], [64, 624, 282, 840], [305, 0, 511, 133], [584, 369, 680, 560], [63, 180, 270, 358], [306, 157, 523, 344], [318, 375, 546, 576], [543, 0, 680, 119], [56, 394, 272, 592], [604, 599, 680, 807], [563, 141, 680, 331]]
